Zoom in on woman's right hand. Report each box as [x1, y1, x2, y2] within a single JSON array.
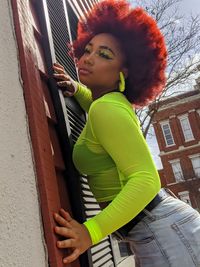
[[53, 62, 78, 97]]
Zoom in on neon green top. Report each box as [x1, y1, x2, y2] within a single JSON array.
[[72, 83, 161, 245]]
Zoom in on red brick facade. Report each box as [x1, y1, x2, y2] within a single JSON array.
[[152, 80, 200, 211]]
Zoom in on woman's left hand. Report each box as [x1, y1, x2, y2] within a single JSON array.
[[53, 209, 92, 264]]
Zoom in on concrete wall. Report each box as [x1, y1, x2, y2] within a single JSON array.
[[0, 1, 47, 266]]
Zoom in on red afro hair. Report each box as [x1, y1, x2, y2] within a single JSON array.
[[72, 0, 168, 107]]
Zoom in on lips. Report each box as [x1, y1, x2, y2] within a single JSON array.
[[78, 67, 92, 75]]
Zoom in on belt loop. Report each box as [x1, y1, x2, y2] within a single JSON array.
[[143, 208, 156, 221]]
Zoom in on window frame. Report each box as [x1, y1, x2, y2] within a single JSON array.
[[189, 154, 200, 178], [169, 159, 184, 182], [178, 191, 192, 206], [178, 114, 194, 142], [160, 120, 175, 147]]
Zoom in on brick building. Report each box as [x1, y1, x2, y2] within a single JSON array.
[[152, 79, 200, 211]]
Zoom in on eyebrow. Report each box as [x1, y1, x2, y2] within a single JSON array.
[[87, 42, 116, 56]]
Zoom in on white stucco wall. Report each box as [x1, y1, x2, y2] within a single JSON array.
[[0, 1, 47, 266]]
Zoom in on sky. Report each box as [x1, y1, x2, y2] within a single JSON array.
[[137, 0, 200, 169], [180, 0, 200, 16], [130, 0, 200, 16]]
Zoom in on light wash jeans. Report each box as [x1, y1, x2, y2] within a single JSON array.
[[123, 195, 200, 267]]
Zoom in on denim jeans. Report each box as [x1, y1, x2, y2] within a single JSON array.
[[123, 195, 200, 267]]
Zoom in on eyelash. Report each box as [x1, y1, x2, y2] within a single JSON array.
[[84, 48, 112, 60]]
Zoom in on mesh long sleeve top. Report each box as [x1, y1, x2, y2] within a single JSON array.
[[72, 83, 161, 245]]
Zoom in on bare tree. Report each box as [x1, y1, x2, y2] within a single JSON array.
[[132, 0, 200, 138]]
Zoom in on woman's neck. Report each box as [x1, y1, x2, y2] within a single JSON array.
[[92, 88, 120, 100]]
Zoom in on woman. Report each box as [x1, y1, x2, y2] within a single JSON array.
[[53, 0, 200, 266]]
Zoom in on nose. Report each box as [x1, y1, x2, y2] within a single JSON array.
[[84, 52, 95, 65]]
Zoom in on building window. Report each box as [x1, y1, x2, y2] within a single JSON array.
[[189, 154, 200, 178], [178, 191, 191, 206], [178, 114, 194, 142], [160, 121, 175, 147], [169, 159, 184, 182]]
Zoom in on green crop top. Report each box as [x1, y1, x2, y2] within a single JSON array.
[[72, 83, 161, 245]]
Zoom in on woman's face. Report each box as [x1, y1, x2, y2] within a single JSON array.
[[77, 33, 128, 99]]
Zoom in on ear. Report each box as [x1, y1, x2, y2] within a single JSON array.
[[121, 67, 128, 79]]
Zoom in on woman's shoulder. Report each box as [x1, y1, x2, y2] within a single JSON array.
[[88, 92, 140, 125], [90, 92, 134, 112]]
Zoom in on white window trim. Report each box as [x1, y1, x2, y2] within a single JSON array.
[[169, 115, 176, 119], [160, 120, 175, 147], [188, 154, 200, 178], [178, 190, 189, 196], [178, 191, 191, 206], [169, 159, 184, 182], [188, 153, 200, 159], [188, 109, 195, 113], [159, 142, 200, 156], [178, 114, 194, 142], [169, 159, 181, 164]]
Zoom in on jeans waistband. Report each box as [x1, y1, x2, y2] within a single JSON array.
[[114, 188, 173, 240]]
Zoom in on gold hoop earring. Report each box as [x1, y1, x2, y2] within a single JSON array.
[[119, 72, 125, 92]]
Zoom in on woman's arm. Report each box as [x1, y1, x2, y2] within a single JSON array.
[[73, 82, 93, 113], [84, 100, 161, 245]]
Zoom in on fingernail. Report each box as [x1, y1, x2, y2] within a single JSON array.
[[63, 259, 68, 263]]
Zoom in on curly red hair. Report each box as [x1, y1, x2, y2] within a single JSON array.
[[72, 0, 167, 107]]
